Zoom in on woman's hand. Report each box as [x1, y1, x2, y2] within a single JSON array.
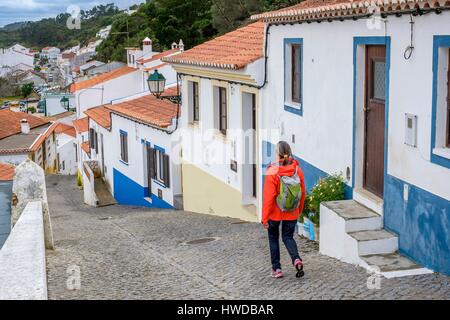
[[262, 222, 269, 230]]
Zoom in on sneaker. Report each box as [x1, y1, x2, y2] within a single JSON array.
[[294, 259, 305, 278], [294, 259, 303, 270], [271, 269, 284, 278]]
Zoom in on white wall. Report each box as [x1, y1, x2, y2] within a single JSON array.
[[75, 69, 145, 118], [45, 95, 75, 117], [180, 74, 262, 208], [110, 113, 181, 206], [57, 133, 77, 175], [261, 12, 450, 201], [0, 154, 28, 166]]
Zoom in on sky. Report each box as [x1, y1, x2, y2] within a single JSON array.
[[0, 0, 143, 27]]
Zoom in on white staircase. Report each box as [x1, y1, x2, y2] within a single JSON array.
[[319, 200, 433, 278]]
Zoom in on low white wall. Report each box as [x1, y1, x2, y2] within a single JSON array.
[[0, 201, 47, 300]]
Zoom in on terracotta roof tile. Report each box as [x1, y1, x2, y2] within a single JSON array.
[[0, 109, 49, 140], [106, 87, 178, 128], [81, 141, 90, 155], [251, 0, 450, 22], [144, 63, 168, 72], [30, 122, 59, 152], [72, 117, 89, 133], [70, 66, 137, 93], [0, 163, 14, 181], [138, 48, 180, 64], [163, 22, 265, 70], [55, 123, 76, 137], [84, 106, 111, 129]]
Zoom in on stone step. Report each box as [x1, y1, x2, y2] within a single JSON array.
[[361, 252, 434, 278], [322, 200, 383, 232], [349, 229, 398, 256]]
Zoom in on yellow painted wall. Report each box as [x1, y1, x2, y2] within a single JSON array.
[[182, 162, 258, 222]]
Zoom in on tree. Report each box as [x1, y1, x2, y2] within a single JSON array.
[[21, 83, 33, 98]]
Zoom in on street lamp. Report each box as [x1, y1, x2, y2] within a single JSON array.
[[147, 70, 181, 104], [60, 96, 70, 110], [147, 69, 166, 98]]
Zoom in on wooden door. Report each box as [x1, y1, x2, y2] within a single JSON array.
[[364, 45, 386, 198]]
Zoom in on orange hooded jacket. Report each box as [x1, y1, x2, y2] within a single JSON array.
[[262, 158, 306, 225]]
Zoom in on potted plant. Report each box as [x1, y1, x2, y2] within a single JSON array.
[[308, 174, 346, 242]]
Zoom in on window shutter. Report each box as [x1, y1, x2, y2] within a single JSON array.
[[95, 132, 99, 154], [123, 135, 128, 163], [148, 147, 157, 179], [163, 154, 170, 188]]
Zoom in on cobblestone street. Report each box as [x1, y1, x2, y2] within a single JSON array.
[[46, 175, 450, 300]]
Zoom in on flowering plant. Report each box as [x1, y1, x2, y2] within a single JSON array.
[[308, 174, 346, 226]]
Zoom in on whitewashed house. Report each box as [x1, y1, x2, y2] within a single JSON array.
[[41, 93, 75, 117], [54, 123, 77, 175], [96, 25, 112, 39], [0, 109, 58, 173], [249, 0, 450, 276], [0, 44, 34, 77], [41, 47, 61, 61], [72, 117, 90, 175], [102, 87, 182, 209], [164, 22, 266, 222], [70, 65, 142, 118]]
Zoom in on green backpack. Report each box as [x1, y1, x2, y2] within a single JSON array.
[[276, 167, 302, 212]]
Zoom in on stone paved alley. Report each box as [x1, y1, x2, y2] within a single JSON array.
[[45, 175, 450, 300]]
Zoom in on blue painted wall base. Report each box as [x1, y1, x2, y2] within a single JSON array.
[[384, 175, 450, 275], [113, 168, 174, 209]]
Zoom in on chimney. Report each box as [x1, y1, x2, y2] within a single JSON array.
[[171, 42, 178, 50], [142, 37, 153, 55], [178, 39, 184, 52], [20, 119, 30, 134]]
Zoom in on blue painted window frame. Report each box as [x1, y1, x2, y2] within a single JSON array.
[[284, 38, 303, 116], [430, 35, 450, 169], [119, 129, 129, 165], [352, 36, 391, 199]]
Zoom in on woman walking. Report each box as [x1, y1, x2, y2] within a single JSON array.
[[262, 141, 306, 278]]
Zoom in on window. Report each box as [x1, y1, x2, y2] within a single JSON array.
[[291, 44, 302, 104], [188, 81, 200, 123], [431, 37, 450, 168], [284, 39, 303, 115], [89, 128, 98, 154], [148, 146, 170, 188], [219, 87, 227, 135], [193, 82, 199, 122], [120, 131, 128, 163]]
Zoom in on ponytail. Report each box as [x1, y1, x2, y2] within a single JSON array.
[[277, 141, 292, 166]]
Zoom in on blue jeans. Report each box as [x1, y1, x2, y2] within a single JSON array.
[[268, 220, 301, 270]]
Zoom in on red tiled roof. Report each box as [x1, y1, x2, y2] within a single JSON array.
[[0, 163, 14, 181], [30, 122, 59, 152], [81, 141, 90, 155], [0, 109, 49, 140], [163, 22, 265, 70], [84, 106, 111, 129], [251, 0, 450, 22], [106, 87, 178, 128], [138, 48, 180, 64], [72, 117, 89, 134], [55, 123, 76, 137], [144, 63, 168, 72], [70, 66, 137, 93]]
